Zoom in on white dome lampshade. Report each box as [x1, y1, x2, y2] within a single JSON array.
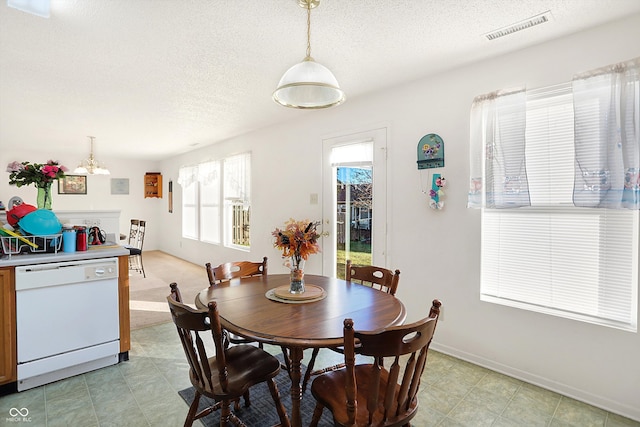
[[272, 0, 345, 109], [273, 57, 345, 109]]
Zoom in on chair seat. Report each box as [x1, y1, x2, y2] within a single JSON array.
[[127, 247, 141, 256], [168, 283, 290, 427], [193, 345, 281, 400], [310, 301, 440, 427], [311, 365, 418, 427]]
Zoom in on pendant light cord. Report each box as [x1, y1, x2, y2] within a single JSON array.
[[89, 136, 95, 160], [305, 3, 312, 59]]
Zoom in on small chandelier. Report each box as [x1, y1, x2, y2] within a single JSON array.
[[74, 136, 110, 175], [273, 0, 345, 109]]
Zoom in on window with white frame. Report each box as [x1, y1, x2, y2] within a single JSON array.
[[178, 153, 251, 248], [471, 78, 639, 331], [178, 165, 199, 240], [199, 160, 221, 244], [223, 154, 251, 248]]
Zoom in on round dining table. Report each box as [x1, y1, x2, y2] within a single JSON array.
[[195, 273, 406, 427]]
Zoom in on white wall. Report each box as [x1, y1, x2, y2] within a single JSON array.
[[157, 14, 640, 420], [0, 148, 163, 249]]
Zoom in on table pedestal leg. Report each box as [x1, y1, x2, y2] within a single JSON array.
[[288, 346, 303, 427]]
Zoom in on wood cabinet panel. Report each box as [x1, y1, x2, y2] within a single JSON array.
[[118, 255, 130, 353], [0, 267, 16, 385]]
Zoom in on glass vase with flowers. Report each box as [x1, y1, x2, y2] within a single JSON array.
[[272, 219, 324, 294], [6, 160, 68, 210]]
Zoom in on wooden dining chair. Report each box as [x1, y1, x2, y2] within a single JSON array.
[[205, 257, 268, 349], [309, 299, 442, 427], [345, 259, 401, 295], [301, 260, 401, 392], [167, 282, 290, 427], [205, 257, 268, 285], [126, 219, 146, 278]]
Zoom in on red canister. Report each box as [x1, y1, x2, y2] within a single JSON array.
[[75, 226, 88, 251]]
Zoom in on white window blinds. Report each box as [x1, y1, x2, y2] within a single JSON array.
[[181, 179, 198, 240], [178, 153, 251, 247], [178, 164, 200, 239], [199, 161, 221, 244], [480, 84, 639, 331], [223, 153, 251, 247]]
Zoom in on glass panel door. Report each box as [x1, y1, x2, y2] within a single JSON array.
[[322, 128, 387, 278], [336, 166, 372, 278]]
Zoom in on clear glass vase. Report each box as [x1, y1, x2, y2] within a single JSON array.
[[289, 258, 305, 294], [36, 183, 52, 210]]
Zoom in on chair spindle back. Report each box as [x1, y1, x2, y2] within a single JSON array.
[[344, 299, 441, 425], [167, 282, 229, 394], [205, 257, 268, 286], [346, 259, 400, 296]]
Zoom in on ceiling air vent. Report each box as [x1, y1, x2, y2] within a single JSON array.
[[484, 11, 552, 40]]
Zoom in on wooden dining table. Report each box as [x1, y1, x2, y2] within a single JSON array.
[[195, 273, 406, 427]]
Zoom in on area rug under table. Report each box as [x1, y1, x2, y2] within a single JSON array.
[[178, 358, 333, 426]]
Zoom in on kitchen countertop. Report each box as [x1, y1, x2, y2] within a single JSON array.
[[0, 247, 129, 267]]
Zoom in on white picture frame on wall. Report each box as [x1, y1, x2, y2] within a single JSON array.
[[110, 178, 129, 195]]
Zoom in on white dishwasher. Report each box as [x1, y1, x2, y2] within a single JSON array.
[[15, 258, 120, 391]]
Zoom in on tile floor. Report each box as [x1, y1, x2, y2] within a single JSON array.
[[1, 321, 638, 426]]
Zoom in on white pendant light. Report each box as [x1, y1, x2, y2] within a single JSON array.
[[74, 136, 110, 175], [273, 0, 345, 109]]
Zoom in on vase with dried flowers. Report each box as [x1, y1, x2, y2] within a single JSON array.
[[272, 219, 324, 294], [6, 160, 68, 210]]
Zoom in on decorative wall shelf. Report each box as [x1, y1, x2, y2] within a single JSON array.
[[144, 173, 162, 198]]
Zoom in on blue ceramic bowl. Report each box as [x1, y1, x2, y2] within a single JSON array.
[[18, 210, 63, 236]]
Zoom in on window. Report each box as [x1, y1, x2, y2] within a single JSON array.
[[199, 160, 221, 244], [478, 84, 638, 331], [223, 154, 251, 247], [179, 165, 199, 240], [178, 153, 251, 249]]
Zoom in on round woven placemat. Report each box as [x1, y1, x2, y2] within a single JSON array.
[[265, 284, 327, 304]]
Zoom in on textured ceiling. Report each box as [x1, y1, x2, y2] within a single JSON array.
[[1, 0, 639, 160]]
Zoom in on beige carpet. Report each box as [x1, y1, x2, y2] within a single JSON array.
[[129, 250, 210, 330]]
